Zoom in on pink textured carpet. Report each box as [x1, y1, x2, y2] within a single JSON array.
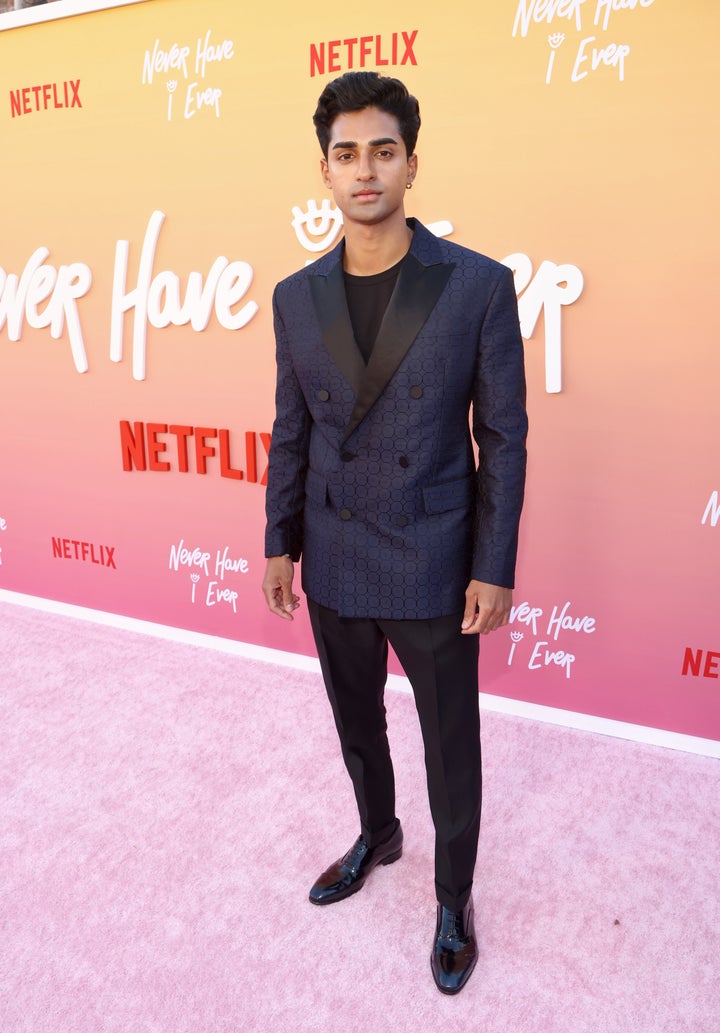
[[1, 599, 718, 1033]]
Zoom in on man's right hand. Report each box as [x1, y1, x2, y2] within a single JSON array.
[[262, 555, 300, 620]]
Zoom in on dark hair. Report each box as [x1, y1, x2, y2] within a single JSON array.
[[313, 71, 421, 158]]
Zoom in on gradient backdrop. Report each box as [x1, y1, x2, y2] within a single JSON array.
[[1, 0, 718, 741]]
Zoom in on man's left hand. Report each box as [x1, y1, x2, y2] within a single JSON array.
[[461, 580, 512, 635]]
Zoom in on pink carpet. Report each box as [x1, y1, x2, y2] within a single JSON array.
[[1, 599, 718, 1033]]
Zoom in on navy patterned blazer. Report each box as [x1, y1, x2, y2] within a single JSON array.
[[265, 219, 528, 620]]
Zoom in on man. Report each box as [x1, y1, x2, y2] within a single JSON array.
[[262, 71, 527, 995]]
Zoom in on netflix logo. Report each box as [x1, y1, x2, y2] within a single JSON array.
[[52, 538, 116, 569], [10, 80, 82, 118], [120, 421, 271, 484], [682, 647, 720, 680], [309, 30, 418, 77]]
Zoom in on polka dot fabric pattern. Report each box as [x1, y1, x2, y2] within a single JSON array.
[[265, 220, 528, 620]]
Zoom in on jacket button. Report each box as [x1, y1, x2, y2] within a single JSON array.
[[339, 508, 352, 521], [398, 455, 410, 468], [317, 389, 330, 401], [341, 451, 355, 462], [409, 385, 423, 399], [395, 515, 409, 527]]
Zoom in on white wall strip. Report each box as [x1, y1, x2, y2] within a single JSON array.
[[2, 588, 718, 759]]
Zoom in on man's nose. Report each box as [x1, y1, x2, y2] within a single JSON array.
[[356, 152, 374, 180]]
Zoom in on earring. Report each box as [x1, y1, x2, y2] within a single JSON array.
[[406, 181, 413, 190]]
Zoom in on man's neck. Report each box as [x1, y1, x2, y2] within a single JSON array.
[[342, 216, 413, 276]]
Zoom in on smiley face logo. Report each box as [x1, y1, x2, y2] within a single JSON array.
[[291, 199, 344, 253]]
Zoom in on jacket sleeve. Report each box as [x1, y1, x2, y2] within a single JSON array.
[[471, 264, 528, 588], [264, 286, 311, 561]]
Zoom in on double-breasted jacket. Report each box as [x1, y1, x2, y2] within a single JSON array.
[[264, 219, 528, 620]]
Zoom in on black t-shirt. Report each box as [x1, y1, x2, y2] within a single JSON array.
[[343, 257, 404, 365]]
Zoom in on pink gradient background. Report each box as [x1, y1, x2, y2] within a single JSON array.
[[0, 0, 718, 739]]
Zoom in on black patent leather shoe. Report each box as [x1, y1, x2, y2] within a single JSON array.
[[430, 897, 478, 994], [308, 821, 403, 905]]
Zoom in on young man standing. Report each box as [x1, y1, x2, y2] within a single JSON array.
[[262, 72, 527, 995]]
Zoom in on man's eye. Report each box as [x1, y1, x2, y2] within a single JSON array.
[[337, 153, 354, 162]]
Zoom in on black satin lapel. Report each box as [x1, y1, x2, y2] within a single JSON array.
[[308, 264, 365, 394], [342, 254, 454, 442]]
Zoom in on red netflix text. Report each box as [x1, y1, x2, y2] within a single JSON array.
[[52, 538, 116, 569], [310, 31, 418, 77], [682, 648, 720, 679], [10, 80, 82, 118], [120, 421, 271, 484]]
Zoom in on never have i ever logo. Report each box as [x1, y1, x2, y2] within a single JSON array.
[[511, 0, 657, 85], [141, 29, 236, 122], [168, 538, 250, 615], [506, 599, 597, 679]]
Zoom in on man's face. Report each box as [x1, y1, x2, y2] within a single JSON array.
[[320, 107, 417, 228]]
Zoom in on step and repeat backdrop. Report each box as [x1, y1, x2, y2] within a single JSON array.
[[0, 0, 717, 742]]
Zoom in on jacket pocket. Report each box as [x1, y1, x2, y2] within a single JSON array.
[[305, 468, 329, 507], [422, 474, 474, 515]]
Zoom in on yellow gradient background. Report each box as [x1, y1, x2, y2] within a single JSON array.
[[1, 0, 718, 737]]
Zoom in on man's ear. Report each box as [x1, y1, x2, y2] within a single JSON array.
[[407, 153, 418, 184], [320, 158, 331, 189]]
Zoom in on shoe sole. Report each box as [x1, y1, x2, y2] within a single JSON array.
[[308, 846, 403, 905]]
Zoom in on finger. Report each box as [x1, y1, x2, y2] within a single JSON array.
[[465, 607, 503, 635], [281, 582, 299, 613], [461, 595, 480, 630], [478, 609, 510, 635], [263, 580, 295, 620], [461, 609, 485, 635], [270, 599, 293, 620]]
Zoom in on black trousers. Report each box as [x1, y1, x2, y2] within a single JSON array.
[[307, 599, 482, 911]]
